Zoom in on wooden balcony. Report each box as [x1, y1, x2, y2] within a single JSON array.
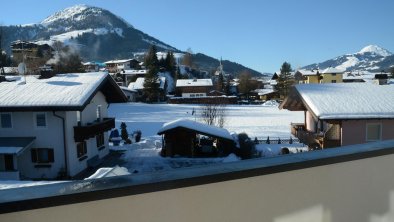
[[74, 118, 115, 142], [290, 123, 340, 149]]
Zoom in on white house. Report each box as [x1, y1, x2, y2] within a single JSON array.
[[175, 79, 213, 98], [0, 72, 127, 180]]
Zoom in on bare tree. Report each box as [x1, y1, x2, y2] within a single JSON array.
[[200, 100, 226, 128]]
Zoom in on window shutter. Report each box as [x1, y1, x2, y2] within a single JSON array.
[[31, 149, 37, 162], [48, 149, 54, 162]]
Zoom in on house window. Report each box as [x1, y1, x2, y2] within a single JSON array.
[[77, 141, 87, 159], [31, 148, 54, 163], [1, 154, 15, 171], [35, 113, 47, 128], [96, 133, 105, 150], [331, 80, 336, 83], [332, 73, 337, 76], [366, 123, 382, 141], [96, 105, 102, 121], [0, 113, 12, 128]]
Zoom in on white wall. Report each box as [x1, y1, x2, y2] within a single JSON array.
[[0, 111, 65, 179], [306, 111, 317, 132], [181, 93, 207, 98], [65, 92, 110, 177], [0, 91, 111, 179]]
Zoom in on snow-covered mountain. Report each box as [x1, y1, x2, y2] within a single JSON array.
[[303, 45, 394, 72], [1, 4, 262, 76]]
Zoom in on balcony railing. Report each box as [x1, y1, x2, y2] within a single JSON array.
[[74, 118, 115, 142], [290, 123, 340, 149]]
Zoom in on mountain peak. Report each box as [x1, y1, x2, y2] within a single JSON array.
[[358, 45, 392, 57], [40, 4, 133, 30]]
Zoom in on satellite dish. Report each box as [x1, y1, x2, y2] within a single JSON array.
[[18, 63, 26, 75]]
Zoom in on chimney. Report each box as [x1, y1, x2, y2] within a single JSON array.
[[38, 65, 55, 79]]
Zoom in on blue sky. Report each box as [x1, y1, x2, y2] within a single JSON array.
[[1, 0, 393, 73]]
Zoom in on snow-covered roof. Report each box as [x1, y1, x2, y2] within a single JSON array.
[[85, 166, 130, 179], [297, 69, 319, 76], [157, 119, 234, 141], [128, 77, 166, 90], [294, 83, 394, 119], [176, 79, 213, 87], [104, 59, 133, 64], [121, 69, 147, 75], [82, 62, 98, 66], [119, 86, 137, 93], [253, 88, 276, 95], [0, 72, 126, 111], [321, 67, 345, 74]]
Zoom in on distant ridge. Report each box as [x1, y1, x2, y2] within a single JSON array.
[[303, 45, 393, 72], [1, 5, 262, 76]]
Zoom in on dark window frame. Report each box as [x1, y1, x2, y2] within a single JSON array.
[[31, 148, 54, 164], [35, 113, 47, 128], [96, 133, 105, 150], [0, 113, 12, 128], [77, 141, 87, 159]]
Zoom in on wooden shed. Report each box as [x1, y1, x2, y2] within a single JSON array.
[[157, 119, 235, 157]]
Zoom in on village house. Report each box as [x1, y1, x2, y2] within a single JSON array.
[[82, 62, 101, 72], [128, 76, 167, 101], [158, 119, 235, 157], [104, 59, 141, 74], [11, 40, 53, 74], [175, 79, 213, 98], [121, 69, 147, 86], [250, 88, 278, 101], [279, 83, 394, 149], [0, 72, 127, 180], [295, 68, 344, 84]]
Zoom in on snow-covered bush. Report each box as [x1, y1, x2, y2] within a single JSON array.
[[120, 122, 129, 141], [134, 130, 142, 142]]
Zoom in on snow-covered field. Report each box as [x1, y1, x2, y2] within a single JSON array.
[[109, 102, 303, 139], [0, 102, 305, 189]]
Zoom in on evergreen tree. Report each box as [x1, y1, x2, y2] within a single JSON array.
[[143, 45, 160, 102], [276, 62, 293, 98], [0, 28, 10, 74], [225, 78, 231, 95], [390, 67, 394, 78], [175, 65, 183, 80], [165, 51, 176, 78]]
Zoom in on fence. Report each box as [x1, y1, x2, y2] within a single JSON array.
[[254, 137, 301, 144]]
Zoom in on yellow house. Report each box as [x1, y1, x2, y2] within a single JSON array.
[[296, 68, 344, 84], [295, 69, 320, 84], [320, 67, 344, 83]]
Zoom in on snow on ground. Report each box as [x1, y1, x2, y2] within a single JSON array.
[[257, 143, 308, 157], [109, 103, 303, 139], [110, 137, 241, 175], [0, 180, 65, 190]]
